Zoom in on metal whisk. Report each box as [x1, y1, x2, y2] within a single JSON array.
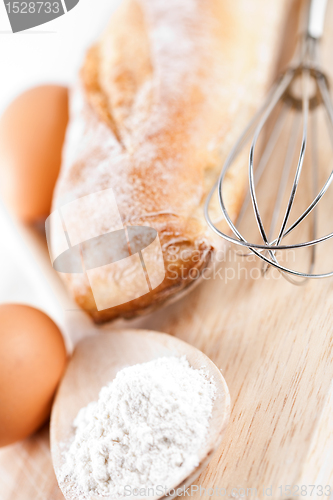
[[205, 0, 333, 283]]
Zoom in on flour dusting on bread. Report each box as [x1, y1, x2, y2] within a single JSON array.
[[52, 0, 287, 322]]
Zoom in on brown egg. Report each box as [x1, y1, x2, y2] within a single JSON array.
[[0, 85, 69, 222], [0, 304, 67, 447]]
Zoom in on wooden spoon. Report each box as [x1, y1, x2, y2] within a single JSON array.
[[50, 329, 230, 500]]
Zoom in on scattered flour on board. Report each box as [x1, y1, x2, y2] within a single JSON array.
[[59, 356, 216, 499]]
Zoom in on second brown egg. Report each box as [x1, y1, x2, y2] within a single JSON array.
[[0, 85, 69, 222]]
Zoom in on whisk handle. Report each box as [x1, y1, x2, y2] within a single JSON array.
[[307, 0, 328, 38]]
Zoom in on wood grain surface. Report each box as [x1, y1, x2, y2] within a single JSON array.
[[1, 1, 333, 499], [1, 252, 333, 500]]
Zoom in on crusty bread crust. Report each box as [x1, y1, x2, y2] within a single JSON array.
[[52, 0, 286, 323]]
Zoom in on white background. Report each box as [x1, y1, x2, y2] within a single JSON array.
[[0, 0, 120, 322], [0, 0, 121, 114]]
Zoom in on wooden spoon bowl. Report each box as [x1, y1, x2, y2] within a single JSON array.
[[50, 329, 230, 500]]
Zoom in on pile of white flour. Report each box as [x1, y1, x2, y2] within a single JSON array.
[[59, 356, 216, 498]]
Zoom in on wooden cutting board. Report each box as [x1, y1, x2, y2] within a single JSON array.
[[1, 2, 333, 499], [1, 247, 333, 500]]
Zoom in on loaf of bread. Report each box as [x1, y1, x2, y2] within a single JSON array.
[[51, 0, 287, 323]]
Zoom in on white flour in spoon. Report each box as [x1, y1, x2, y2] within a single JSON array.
[[59, 356, 216, 498]]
